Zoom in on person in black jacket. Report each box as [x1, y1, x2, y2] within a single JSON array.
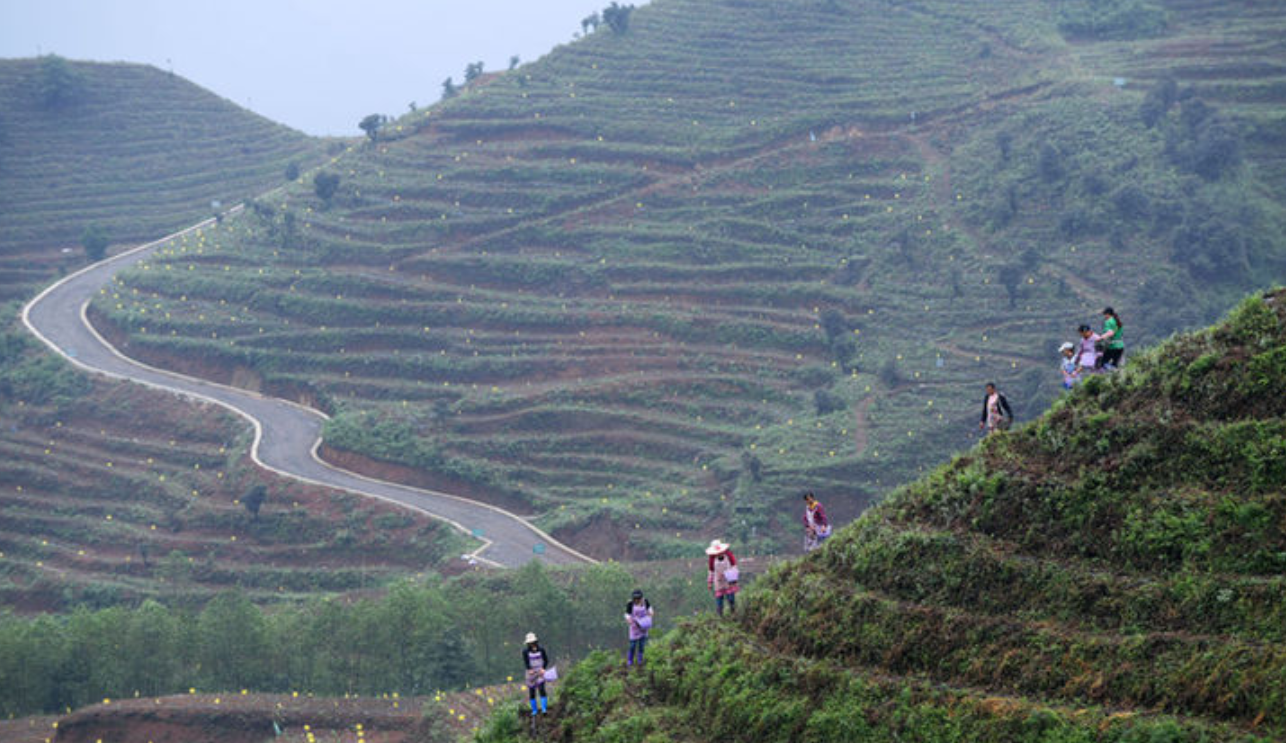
[[522, 632, 551, 716], [979, 382, 1013, 434]]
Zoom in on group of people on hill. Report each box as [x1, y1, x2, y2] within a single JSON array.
[[980, 307, 1127, 435], [519, 492, 832, 716], [1059, 307, 1126, 390]]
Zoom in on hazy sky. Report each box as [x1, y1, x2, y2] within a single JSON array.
[[0, 0, 632, 136]]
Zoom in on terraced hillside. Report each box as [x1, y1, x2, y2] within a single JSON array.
[[476, 290, 1286, 742], [93, 0, 1286, 558], [0, 57, 324, 301], [0, 318, 467, 611]]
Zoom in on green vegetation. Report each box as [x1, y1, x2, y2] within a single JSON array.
[[0, 308, 466, 611], [0, 560, 720, 716], [80, 223, 108, 262], [474, 290, 1286, 741], [0, 57, 324, 301], [88, 0, 1286, 560]]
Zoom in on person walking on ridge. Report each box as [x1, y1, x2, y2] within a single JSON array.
[[1097, 307, 1125, 370], [706, 539, 740, 617], [1074, 324, 1100, 374], [979, 382, 1013, 435], [625, 589, 654, 667], [522, 632, 552, 716], [802, 491, 831, 552]]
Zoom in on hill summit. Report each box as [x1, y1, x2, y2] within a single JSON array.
[[484, 289, 1286, 741], [0, 57, 321, 298]]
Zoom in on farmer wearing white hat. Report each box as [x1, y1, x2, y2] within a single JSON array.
[[522, 632, 551, 716], [705, 539, 740, 617], [1059, 341, 1081, 389]]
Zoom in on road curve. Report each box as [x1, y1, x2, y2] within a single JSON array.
[[21, 213, 593, 568]]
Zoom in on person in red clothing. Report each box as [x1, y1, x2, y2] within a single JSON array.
[[705, 539, 739, 617], [802, 491, 831, 552]]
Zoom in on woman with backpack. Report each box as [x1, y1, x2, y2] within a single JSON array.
[[1097, 307, 1125, 370], [624, 589, 654, 667], [705, 539, 740, 617]]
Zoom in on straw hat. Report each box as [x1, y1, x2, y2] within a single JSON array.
[[705, 539, 730, 556], [524, 632, 538, 644]]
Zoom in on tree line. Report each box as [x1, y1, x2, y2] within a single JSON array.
[[0, 561, 712, 716]]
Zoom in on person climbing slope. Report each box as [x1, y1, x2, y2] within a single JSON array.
[[979, 382, 1013, 434], [624, 589, 654, 667], [1097, 307, 1125, 370], [522, 632, 552, 716], [705, 539, 740, 617], [802, 491, 831, 552]]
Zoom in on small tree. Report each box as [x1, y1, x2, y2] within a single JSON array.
[[81, 224, 109, 262], [464, 61, 485, 85], [359, 113, 384, 143], [998, 264, 1024, 309], [441, 76, 457, 99], [284, 161, 300, 182], [314, 171, 340, 203], [36, 54, 82, 109], [508, 55, 521, 71], [602, 2, 635, 34], [581, 12, 601, 33], [241, 485, 267, 521]]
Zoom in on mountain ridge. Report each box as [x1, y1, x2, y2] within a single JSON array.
[[478, 288, 1286, 742]]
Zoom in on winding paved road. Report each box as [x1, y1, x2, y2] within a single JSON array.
[[21, 212, 592, 568]]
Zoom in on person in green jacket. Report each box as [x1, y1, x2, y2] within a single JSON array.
[[1097, 307, 1125, 370]]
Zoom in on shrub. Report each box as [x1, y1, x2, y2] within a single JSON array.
[[1058, 0, 1167, 40], [313, 171, 341, 203]]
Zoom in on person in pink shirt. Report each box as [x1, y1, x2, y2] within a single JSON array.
[[1073, 324, 1100, 373]]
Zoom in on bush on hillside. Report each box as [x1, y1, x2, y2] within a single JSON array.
[[35, 54, 83, 109], [1058, 0, 1167, 40], [80, 223, 108, 262], [602, 2, 635, 34], [313, 171, 341, 204], [358, 113, 384, 143]]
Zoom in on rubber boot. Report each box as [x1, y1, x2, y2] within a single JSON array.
[[530, 698, 538, 717], [539, 695, 548, 715]]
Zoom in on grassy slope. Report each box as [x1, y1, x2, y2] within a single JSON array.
[[0, 363, 468, 611], [0, 57, 325, 300], [91, 0, 1286, 559], [0, 62, 466, 610], [476, 289, 1286, 742]]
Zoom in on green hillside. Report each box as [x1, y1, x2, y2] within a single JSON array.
[[0, 57, 324, 300], [475, 289, 1286, 742], [90, 0, 1286, 559]]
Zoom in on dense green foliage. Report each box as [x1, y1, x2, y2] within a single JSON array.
[[91, 0, 1286, 560], [475, 291, 1286, 741], [0, 561, 716, 716]]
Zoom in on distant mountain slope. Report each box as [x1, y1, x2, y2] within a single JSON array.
[[92, 0, 1286, 558], [0, 57, 324, 299], [477, 288, 1286, 742]]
